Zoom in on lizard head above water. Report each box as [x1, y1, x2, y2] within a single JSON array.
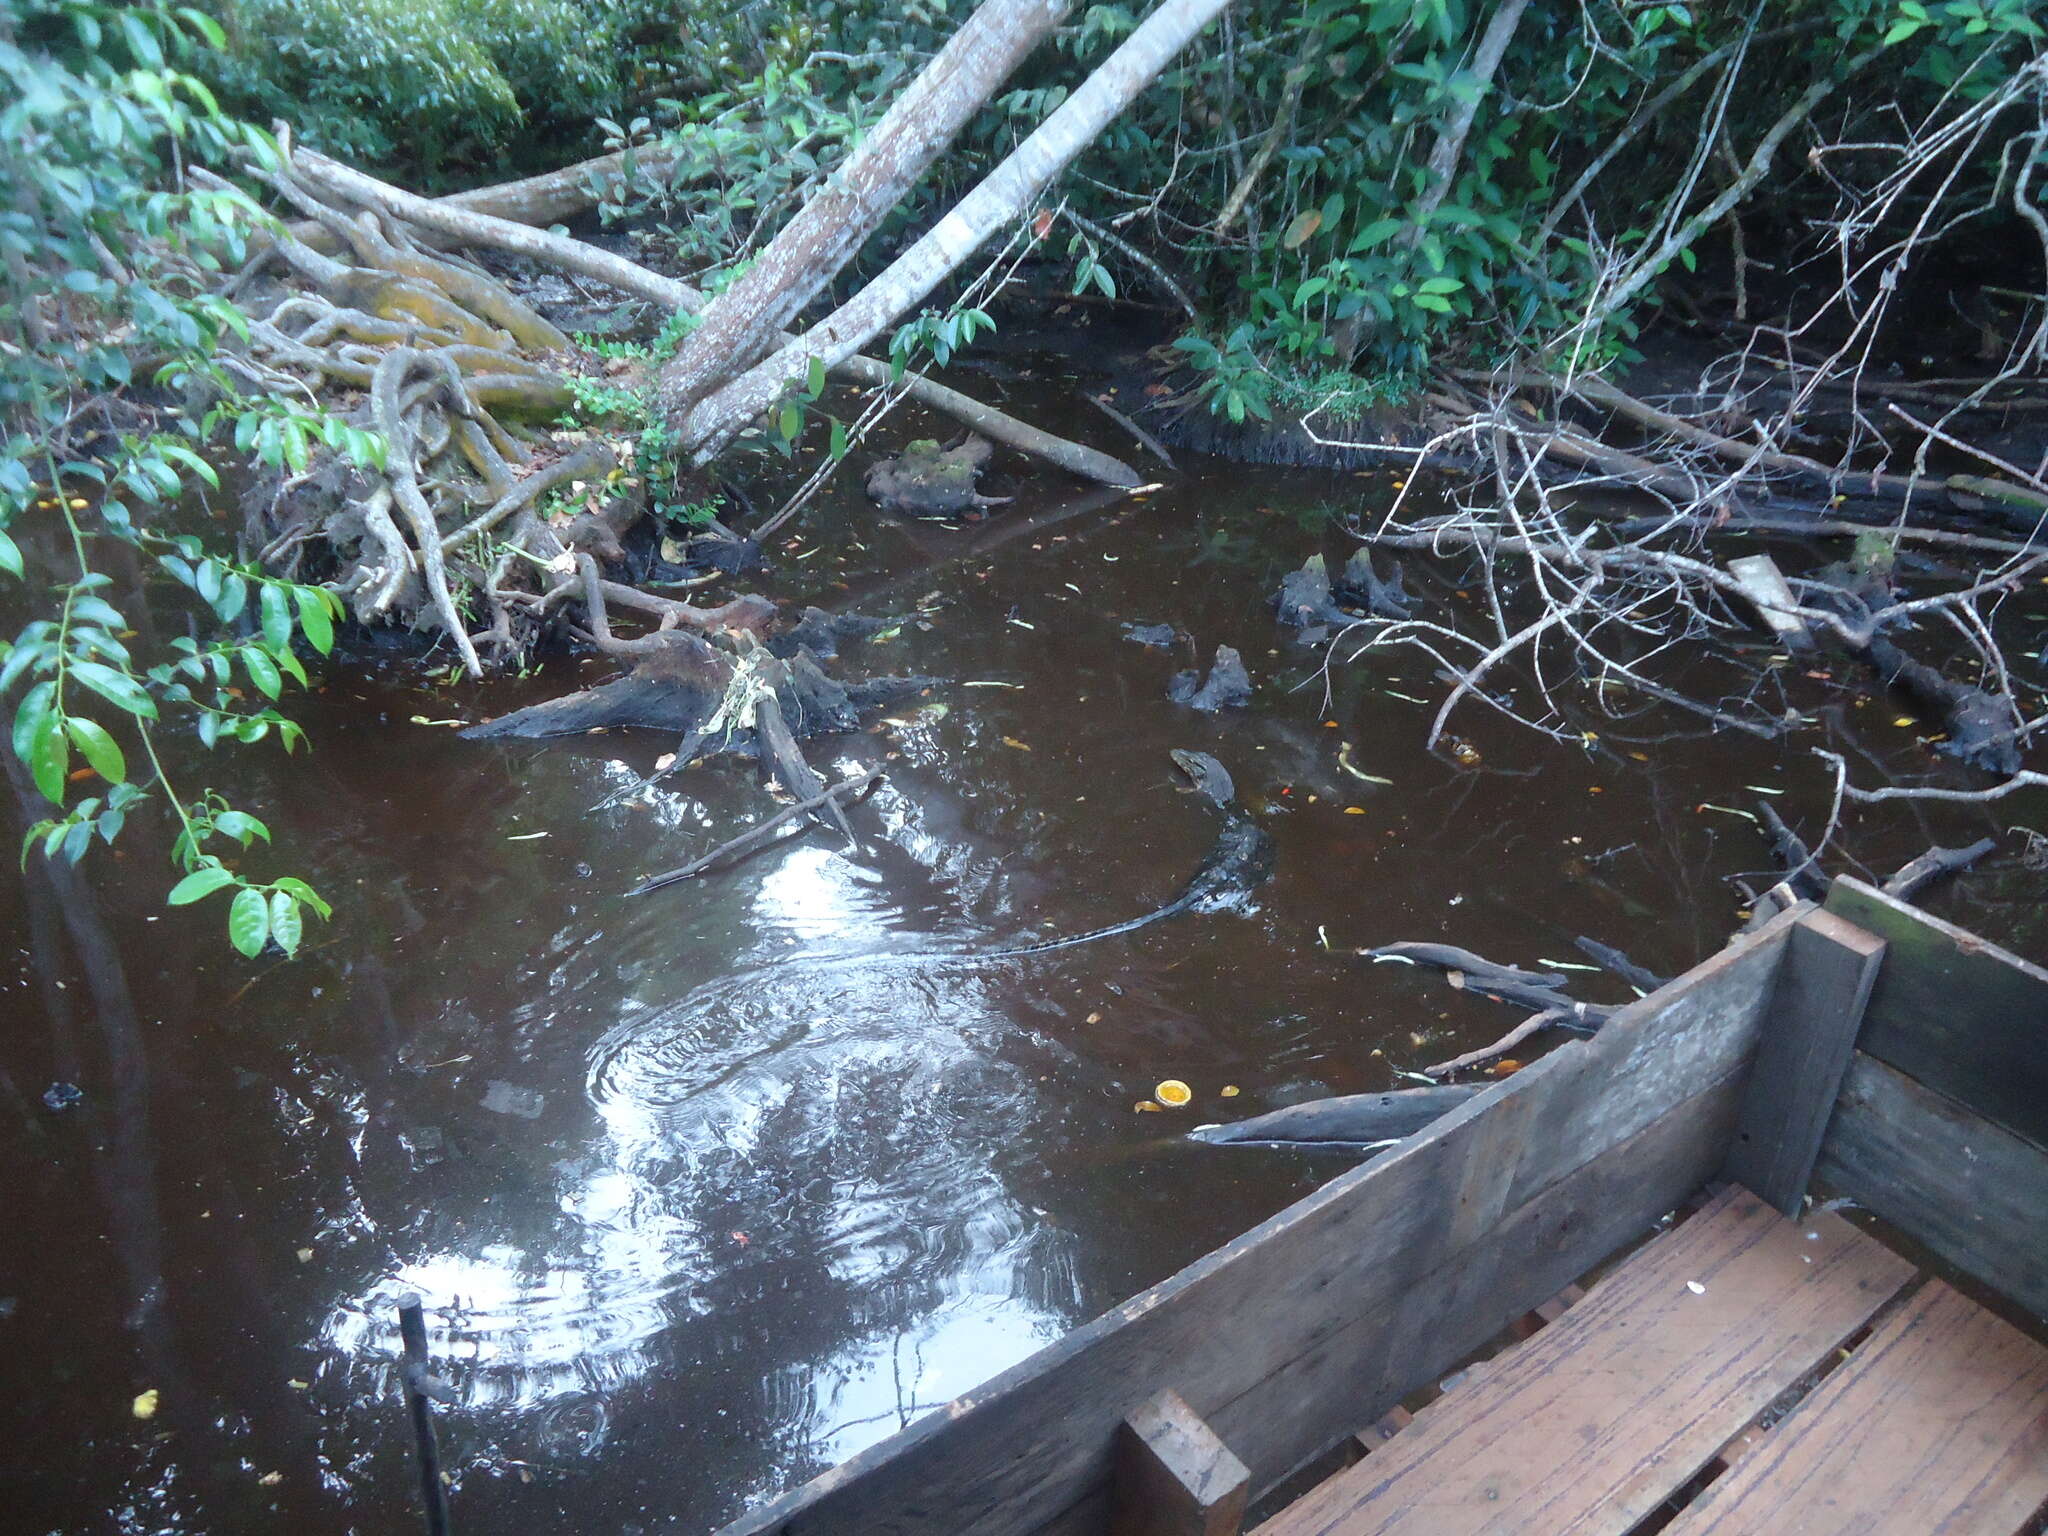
[[1169, 749, 1237, 808]]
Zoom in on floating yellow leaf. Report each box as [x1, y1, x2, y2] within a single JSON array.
[[1220, 1085, 1240, 1098], [1002, 736, 1032, 751], [1344, 806, 1365, 815], [1134, 1100, 1162, 1113], [1892, 716, 1915, 727], [132, 1389, 159, 1420], [1154, 1079, 1192, 1107]]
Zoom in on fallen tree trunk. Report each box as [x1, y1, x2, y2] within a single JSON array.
[[674, 0, 1242, 460], [658, 0, 1071, 421], [290, 149, 1141, 489]]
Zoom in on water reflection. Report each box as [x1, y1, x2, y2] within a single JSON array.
[[8, 452, 2037, 1534], [322, 814, 1081, 1483]]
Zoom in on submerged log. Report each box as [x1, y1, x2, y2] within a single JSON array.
[[1187, 1085, 1482, 1149], [461, 660, 935, 741], [1882, 838, 1998, 901]]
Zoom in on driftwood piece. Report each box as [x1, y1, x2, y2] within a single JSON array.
[[1756, 801, 1828, 900], [1424, 1010, 1570, 1078], [626, 772, 885, 894], [1365, 944, 1567, 992], [1880, 837, 1997, 901], [1573, 936, 1667, 995], [1186, 1085, 1483, 1149], [754, 686, 855, 843]]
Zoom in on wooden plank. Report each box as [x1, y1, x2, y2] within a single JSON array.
[[1112, 1390, 1249, 1536], [1662, 1281, 2048, 1535], [1724, 910, 1887, 1215], [1823, 878, 2048, 1148], [1222, 1070, 1747, 1493], [1814, 1052, 2048, 1323], [1250, 1189, 1914, 1536], [711, 912, 1802, 1536]]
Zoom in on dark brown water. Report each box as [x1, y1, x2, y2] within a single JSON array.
[[4, 439, 2042, 1533]]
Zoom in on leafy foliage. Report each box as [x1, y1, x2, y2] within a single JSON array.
[[2, 0, 346, 955]]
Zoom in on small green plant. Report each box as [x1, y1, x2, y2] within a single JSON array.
[[2, 0, 356, 957], [1172, 326, 1275, 425]]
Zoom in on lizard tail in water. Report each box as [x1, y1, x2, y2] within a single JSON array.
[[983, 749, 1271, 959], [985, 892, 1200, 958]]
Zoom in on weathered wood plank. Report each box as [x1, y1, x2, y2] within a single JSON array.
[[1823, 878, 2048, 1147], [1249, 1189, 1914, 1536], [1724, 909, 1886, 1215], [1111, 1390, 1249, 1536], [1814, 1051, 2048, 1323], [1662, 1281, 2048, 1535], [712, 912, 1801, 1536], [1216, 1070, 1747, 1493]]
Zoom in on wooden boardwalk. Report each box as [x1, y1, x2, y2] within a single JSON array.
[[710, 883, 2048, 1536], [1256, 1188, 2048, 1536]]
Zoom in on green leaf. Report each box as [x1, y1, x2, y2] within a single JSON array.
[[272, 875, 332, 921], [267, 891, 302, 955], [70, 661, 158, 719], [0, 528, 20, 580], [828, 417, 848, 461], [13, 680, 55, 763], [259, 583, 292, 652], [776, 400, 801, 441], [167, 864, 236, 905], [805, 354, 827, 398], [28, 715, 66, 803], [241, 648, 281, 699], [64, 717, 126, 783], [228, 886, 271, 957], [294, 587, 334, 654]]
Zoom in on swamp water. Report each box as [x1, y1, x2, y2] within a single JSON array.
[[3, 441, 2038, 1533]]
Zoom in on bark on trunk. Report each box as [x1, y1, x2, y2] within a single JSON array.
[[1403, 0, 1531, 243], [440, 144, 680, 226], [673, 0, 1242, 460], [656, 0, 1071, 424]]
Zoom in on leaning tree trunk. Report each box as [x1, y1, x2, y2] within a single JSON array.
[[1402, 0, 1530, 244], [672, 0, 1242, 461], [656, 0, 1072, 425], [290, 148, 1141, 486]]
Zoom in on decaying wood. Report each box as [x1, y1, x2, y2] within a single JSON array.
[[1879, 837, 1997, 900]]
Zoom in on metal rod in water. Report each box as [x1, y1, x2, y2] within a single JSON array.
[[397, 1293, 452, 1536]]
